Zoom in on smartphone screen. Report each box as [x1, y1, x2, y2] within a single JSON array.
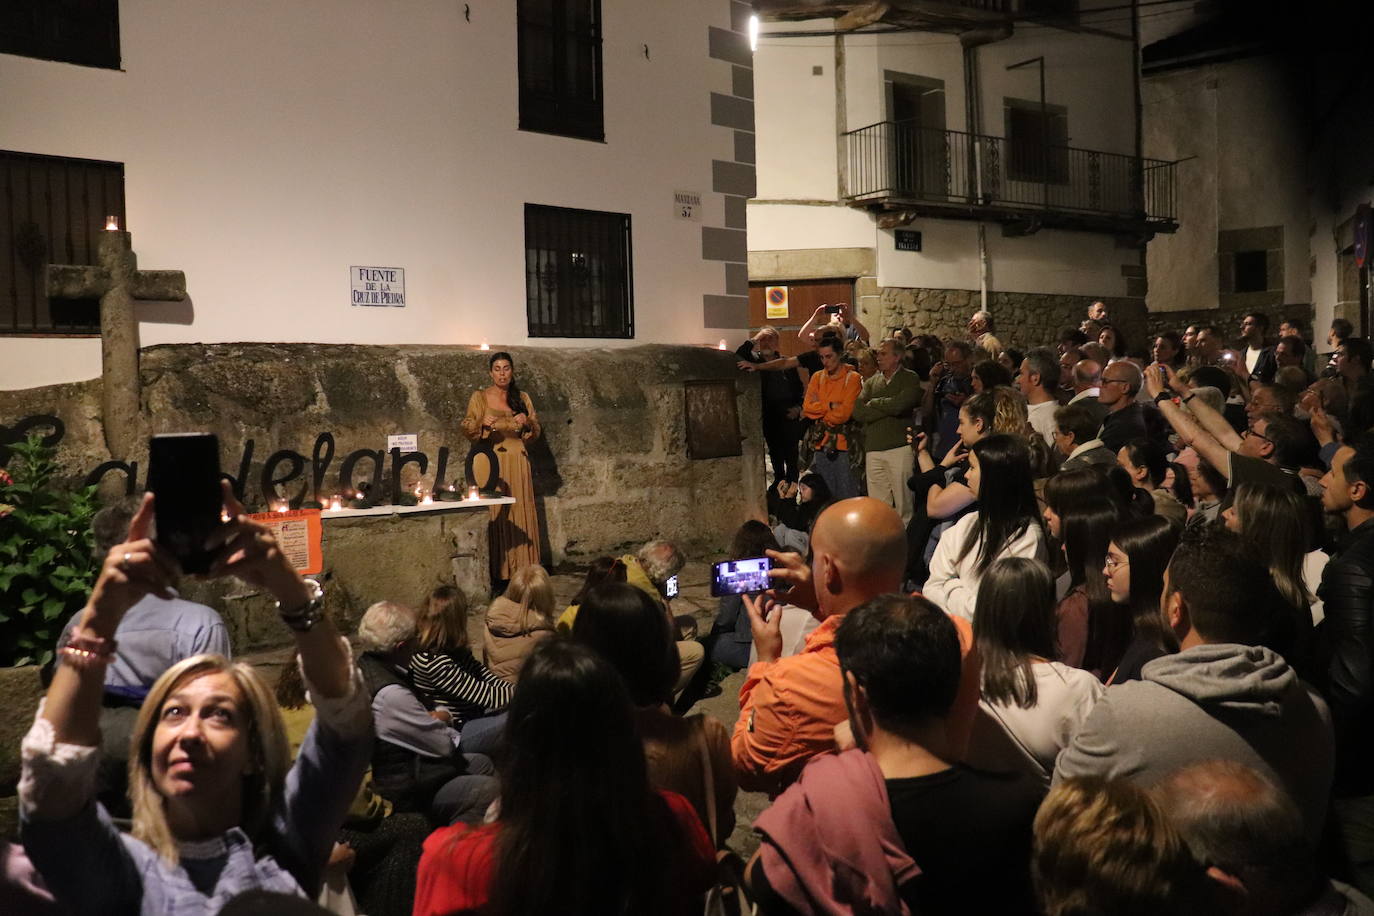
[[711, 557, 772, 597], [664, 575, 679, 599], [147, 433, 223, 575]]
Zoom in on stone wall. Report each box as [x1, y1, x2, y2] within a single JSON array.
[[877, 287, 1149, 353], [0, 341, 765, 608], [1143, 302, 1316, 343]]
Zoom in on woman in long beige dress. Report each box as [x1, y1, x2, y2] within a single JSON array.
[[461, 351, 542, 580]]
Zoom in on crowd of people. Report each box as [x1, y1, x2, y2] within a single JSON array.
[[5, 299, 1374, 914]]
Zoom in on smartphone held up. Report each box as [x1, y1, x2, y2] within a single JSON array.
[[147, 433, 224, 575], [711, 557, 772, 597]]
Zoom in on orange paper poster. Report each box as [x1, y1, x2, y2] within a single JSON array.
[[247, 508, 323, 575]]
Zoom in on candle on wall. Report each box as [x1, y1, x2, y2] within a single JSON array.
[[717, 339, 728, 350], [328, 496, 343, 511], [479, 341, 491, 351], [104, 215, 120, 231], [467, 486, 480, 501]]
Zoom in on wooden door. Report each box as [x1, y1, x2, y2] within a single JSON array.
[[747, 278, 856, 357]]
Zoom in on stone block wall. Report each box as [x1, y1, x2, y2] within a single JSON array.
[[0, 341, 765, 586], [877, 287, 1149, 353], [1143, 302, 1316, 344]]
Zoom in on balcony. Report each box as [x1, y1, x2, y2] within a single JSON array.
[[844, 121, 1179, 237]]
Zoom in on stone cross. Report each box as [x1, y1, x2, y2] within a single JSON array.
[[46, 232, 186, 461]]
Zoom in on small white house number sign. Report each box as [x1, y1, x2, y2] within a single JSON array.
[[674, 191, 703, 222]]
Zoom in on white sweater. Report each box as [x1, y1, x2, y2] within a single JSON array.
[[967, 661, 1104, 786], [923, 511, 1047, 621]]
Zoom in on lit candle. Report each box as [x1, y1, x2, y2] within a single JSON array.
[[275, 502, 289, 514], [104, 215, 120, 231], [329, 496, 343, 511], [479, 340, 490, 351], [717, 339, 728, 350], [467, 486, 480, 501], [421, 493, 434, 505]]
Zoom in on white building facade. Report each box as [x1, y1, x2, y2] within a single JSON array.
[[0, 0, 758, 390], [748, 1, 1177, 350]]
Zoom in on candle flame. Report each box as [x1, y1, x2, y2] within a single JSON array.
[[717, 339, 728, 350], [479, 340, 491, 351], [104, 215, 120, 231]]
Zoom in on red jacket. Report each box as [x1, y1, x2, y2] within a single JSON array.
[[413, 790, 714, 916]]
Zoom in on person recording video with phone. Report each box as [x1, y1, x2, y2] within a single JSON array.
[[20, 485, 370, 914]]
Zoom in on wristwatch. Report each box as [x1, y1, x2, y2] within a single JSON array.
[[278, 577, 325, 632]]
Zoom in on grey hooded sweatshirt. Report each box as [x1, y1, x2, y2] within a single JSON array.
[[1053, 643, 1334, 839]]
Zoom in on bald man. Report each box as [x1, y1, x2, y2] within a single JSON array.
[[731, 498, 981, 795]]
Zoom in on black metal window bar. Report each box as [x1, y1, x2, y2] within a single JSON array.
[[1, 151, 125, 335], [524, 203, 633, 339], [517, 0, 604, 142], [0, 0, 121, 69], [844, 121, 1177, 225]]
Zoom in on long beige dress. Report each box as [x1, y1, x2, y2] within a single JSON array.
[[461, 389, 542, 579]]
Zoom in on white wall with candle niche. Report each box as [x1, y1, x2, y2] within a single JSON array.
[[0, 0, 741, 389]]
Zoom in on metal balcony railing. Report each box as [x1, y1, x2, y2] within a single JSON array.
[[844, 121, 1178, 229]]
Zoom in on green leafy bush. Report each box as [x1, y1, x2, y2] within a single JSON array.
[[0, 434, 98, 666]]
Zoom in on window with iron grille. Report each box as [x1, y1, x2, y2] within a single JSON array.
[[0, 0, 121, 69], [525, 204, 633, 339], [517, 0, 604, 142], [1, 151, 125, 336]]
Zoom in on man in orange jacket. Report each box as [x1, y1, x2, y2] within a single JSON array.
[[730, 497, 981, 796], [802, 336, 863, 499]]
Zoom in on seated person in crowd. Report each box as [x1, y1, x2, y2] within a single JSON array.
[[732, 498, 982, 796], [356, 600, 498, 826], [276, 653, 432, 916], [1053, 402, 1117, 472], [405, 586, 512, 756], [966, 557, 1103, 787], [482, 565, 556, 683], [557, 555, 628, 632], [1118, 438, 1189, 528], [573, 582, 738, 847], [751, 594, 1044, 915], [52, 500, 233, 817], [1097, 361, 1150, 452], [923, 435, 1047, 622], [1146, 362, 1312, 497], [771, 471, 831, 556], [1034, 776, 1207, 916], [1153, 760, 1374, 916], [22, 489, 370, 913], [413, 639, 714, 916], [1053, 525, 1334, 841], [559, 540, 704, 694]]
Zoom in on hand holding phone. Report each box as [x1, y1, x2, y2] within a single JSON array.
[[148, 433, 224, 575], [711, 557, 772, 597], [825, 304, 842, 315]]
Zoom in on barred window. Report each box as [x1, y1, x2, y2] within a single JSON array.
[[0, 0, 121, 69], [1, 150, 125, 335], [517, 0, 604, 142], [525, 204, 633, 339]]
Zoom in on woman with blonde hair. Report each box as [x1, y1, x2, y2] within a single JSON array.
[[483, 564, 556, 682], [20, 489, 369, 913], [406, 585, 513, 756]]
